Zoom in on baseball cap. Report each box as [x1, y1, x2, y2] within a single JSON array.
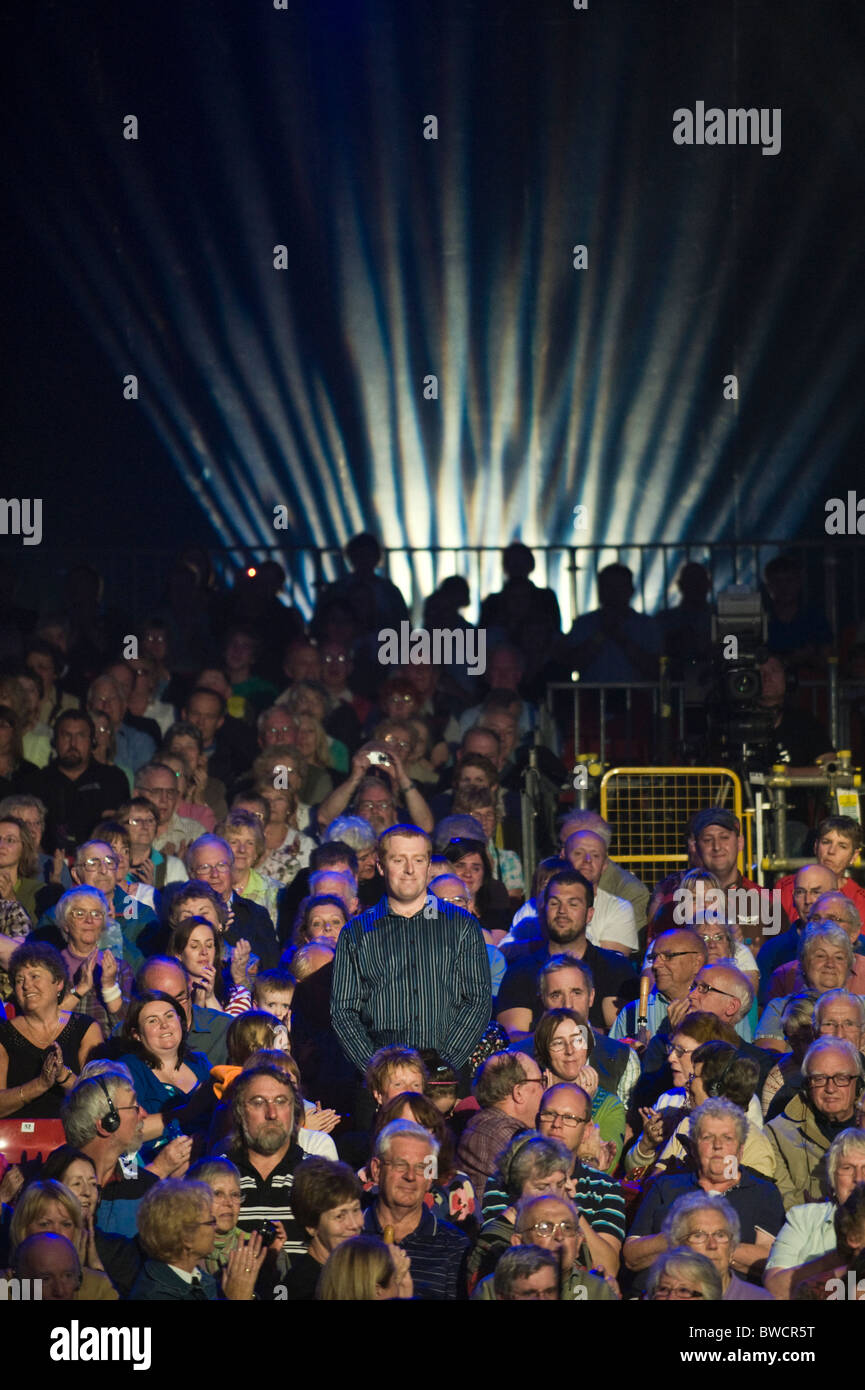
[[692, 808, 740, 837]]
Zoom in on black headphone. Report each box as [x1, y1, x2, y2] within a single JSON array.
[[706, 1047, 738, 1098], [96, 1075, 121, 1133], [51, 710, 98, 752]]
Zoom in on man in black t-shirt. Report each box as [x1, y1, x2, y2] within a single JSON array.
[[37, 710, 130, 853], [495, 870, 636, 1036]]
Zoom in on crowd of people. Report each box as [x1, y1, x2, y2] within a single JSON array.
[[0, 536, 863, 1303]]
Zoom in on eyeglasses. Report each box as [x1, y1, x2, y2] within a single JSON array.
[[265, 726, 295, 738], [523, 1221, 578, 1238], [652, 1286, 704, 1300], [0, 834, 22, 848], [69, 908, 106, 922], [82, 856, 119, 870], [138, 786, 176, 798], [698, 932, 729, 945], [667, 1042, 696, 1059], [379, 1160, 432, 1178], [649, 950, 701, 964], [518, 1076, 545, 1089], [442, 895, 469, 907], [385, 694, 414, 705], [245, 1095, 293, 1110], [114, 1104, 141, 1114], [382, 736, 411, 751], [820, 1021, 862, 1034], [808, 1073, 858, 1089], [127, 816, 157, 828], [538, 1110, 588, 1128], [686, 1229, 732, 1245], [548, 1033, 586, 1053], [323, 653, 348, 664], [358, 800, 393, 812], [194, 862, 232, 876], [690, 980, 739, 1002]]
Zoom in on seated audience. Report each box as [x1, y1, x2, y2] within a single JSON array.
[[132, 1177, 264, 1300], [764, 1126, 865, 1298]]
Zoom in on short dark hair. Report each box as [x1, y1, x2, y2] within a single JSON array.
[[122, 990, 189, 1068], [691, 1041, 758, 1110], [473, 1051, 532, 1108], [163, 721, 204, 752], [167, 880, 228, 930], [290, 1158, 363, 1234], [815, 816, 862, 852], [9, 941, 69, 997], [534, 1008, 594, 1072], [542, 869, 595, 912], [310, 841, 359, 875], [53, 708, 95, 742]]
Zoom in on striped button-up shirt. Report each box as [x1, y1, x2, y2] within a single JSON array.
[[330, 894, 492, 1074]]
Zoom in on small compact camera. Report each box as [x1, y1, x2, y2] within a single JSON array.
[[258, 1220, 278, 1248], [367, 750, 390, 766]]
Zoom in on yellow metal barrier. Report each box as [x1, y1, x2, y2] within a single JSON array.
[[600, 766, 744, 883]]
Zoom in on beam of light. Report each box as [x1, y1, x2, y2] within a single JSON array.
[[6, 1, 864, 628]]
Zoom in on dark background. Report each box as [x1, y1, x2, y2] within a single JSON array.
[[2, 0, 864, 614]]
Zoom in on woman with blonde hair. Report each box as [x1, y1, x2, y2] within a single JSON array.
[[317, 1233, 412, 1300], [8, 1178, 117, 1298]]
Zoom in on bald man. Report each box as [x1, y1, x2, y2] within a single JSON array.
[[757, 863, 837, 1005]]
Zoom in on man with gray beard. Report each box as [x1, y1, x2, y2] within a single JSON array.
[[220, 1061, 308, 1258]]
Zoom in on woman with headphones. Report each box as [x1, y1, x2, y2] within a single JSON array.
[[466, 1130, 576, 1290], [654, 1041, 777, 1180]]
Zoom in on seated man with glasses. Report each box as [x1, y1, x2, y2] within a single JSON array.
[[159, 836, 280, 970], [534, 1083, 625, 1273], [133, 761, 201, 860], [471, 1193, 616, 1301], [767, 1037, 865, 1208], [361, 1118, 470, 1300], [611, 928, 708, 1046]]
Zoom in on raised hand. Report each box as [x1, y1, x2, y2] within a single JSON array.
[[230, 939, 251, 987], [39, 1043, 63, 1092], [222, 1231, 267, 1301], [304, 1101, 341, 1134], [101, 948, 118, 989]]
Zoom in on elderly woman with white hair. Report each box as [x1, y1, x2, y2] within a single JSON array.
[[645, 1247, 723, 1301], [662, 1190, 774, 1300], [757, 923, 862, 1050], [764, 1125, 865, 1299], [49, 885, 134, 1034]]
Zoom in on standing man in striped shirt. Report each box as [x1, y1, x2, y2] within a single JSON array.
[[330, 824, 492, 1076]]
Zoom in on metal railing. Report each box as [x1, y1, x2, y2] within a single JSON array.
[[6, 537, 865, 633]]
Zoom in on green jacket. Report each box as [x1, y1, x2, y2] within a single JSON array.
[[766, 1094, 833, 1210]]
